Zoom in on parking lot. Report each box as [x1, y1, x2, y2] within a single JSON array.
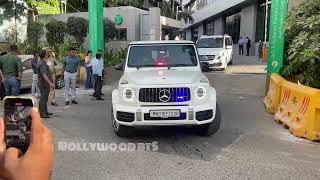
[[1, 67, 319, 179]]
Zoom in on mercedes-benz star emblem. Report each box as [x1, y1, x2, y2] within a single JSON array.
[[159, 89, 171, 102]]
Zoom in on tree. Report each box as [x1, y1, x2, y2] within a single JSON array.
[[27, 21, 43, 48], [45, 20, 66, 46], [177, 11, 194, 23], [66, 17, 88, 46], [280, 0, 320, 88], [104, 18, 117, 42], [25, 0, 60, 14]]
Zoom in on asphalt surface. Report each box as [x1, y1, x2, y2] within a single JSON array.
[[1, 62, 320, 179]]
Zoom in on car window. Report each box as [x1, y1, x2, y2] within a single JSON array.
[[127, 45, 198, 67], [227, 38, 233, 46], [196, 38, 224, 48], [22, 59, 32, 69]]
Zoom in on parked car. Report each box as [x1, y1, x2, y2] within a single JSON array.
[[19, 55, 65, 89], [112, 41, 221, 137], [196, 35, 233, 70]]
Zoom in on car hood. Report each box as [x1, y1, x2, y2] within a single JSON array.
[[123, 69, 203, 85], [197, 48, 224, 55]]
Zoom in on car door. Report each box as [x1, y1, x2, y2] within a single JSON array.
[[226, 38, 233, 63], [21, 58, 34, 89], [223, 37, 229, 64]]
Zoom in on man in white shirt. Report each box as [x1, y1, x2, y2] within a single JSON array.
[[165, 34, 170, 40], [92, 53, 104, 100], [175, 34, 182, 40]]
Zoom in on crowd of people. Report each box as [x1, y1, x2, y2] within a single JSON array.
[[0, 45, 105, 118], [0, 46, 105, 179]]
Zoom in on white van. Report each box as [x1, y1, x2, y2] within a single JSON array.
[[196, 35, 233, 70]]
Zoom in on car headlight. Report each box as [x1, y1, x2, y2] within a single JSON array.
[[122, 88, 135, 101], [200, 77, 209, 83], [216, 56, 221, 61], [195, 86, 206, 98]]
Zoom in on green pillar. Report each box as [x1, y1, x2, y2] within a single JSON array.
[[265, 0, 288, 95], [267, 0, 288, 75], [88, 0, 105, 58]]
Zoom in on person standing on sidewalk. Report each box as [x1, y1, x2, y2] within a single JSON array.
[[37, 50, 55, 118], [246, 37, 251, 56], [92, 53, 104, 101], [0, 45, 23, 96], [46, 48, 58, 106], [84, 50, 93, 90], [97, 49, 105, 96], [238, 37, 244, 55], [258, 40, 263, 63], [61, 47, 80, 106], [31, 51, 40, 98]]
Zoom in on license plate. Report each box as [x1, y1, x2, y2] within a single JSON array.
[[150, 110, 180, 118]]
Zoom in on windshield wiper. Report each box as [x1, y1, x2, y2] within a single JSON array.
[[136, 65, 156, 70], [167, 64, 193, 69]]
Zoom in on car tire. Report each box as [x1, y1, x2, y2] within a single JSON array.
[[229, 56, 233, 65], [55, 75, 65, 89], [197, 103, 222, 136], [111, 108, 133, 137]]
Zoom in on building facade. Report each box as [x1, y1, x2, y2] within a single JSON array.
[[183, 0, 303, 56], [38, 6, 183, 51]]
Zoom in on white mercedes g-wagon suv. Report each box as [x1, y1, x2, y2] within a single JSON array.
[[112, 41, 221, 137]]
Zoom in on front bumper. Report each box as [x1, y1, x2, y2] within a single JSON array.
[[201, 60, 224, 69], [112, 89, 217, 127]]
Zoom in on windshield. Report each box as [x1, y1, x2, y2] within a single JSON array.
[[127, 45, 198, 68], [196, 38, 224, 48]]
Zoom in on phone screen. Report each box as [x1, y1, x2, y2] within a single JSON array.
[[4, 98, 33, 154]]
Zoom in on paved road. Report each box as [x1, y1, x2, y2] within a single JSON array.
[[0, 72, 319, 179]]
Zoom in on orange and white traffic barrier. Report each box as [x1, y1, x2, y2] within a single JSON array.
[[274, 80, 320, 141], [264, 74, 285, 114]]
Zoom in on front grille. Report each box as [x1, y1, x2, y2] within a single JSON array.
[[196, 110, 213, 121], [144, 113, 187, 120], [116, 111, 135, 122], [200, 55, 215, 61], [139, 88, 191, 103]]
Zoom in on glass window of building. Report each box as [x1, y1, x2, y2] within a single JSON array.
[[204, 22, 214, 36], [225, 12, 241, 43], [115, 29, 127, 41], [256, 0, 271, 42], [191, 28, 199, 42]]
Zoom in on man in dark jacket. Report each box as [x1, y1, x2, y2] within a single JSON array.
[[246, 37, 251, 56]]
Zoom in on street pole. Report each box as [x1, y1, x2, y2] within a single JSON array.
[[14, 0, 17, 44], [264, 0, 269, 45], [264, 0, 269, 95]]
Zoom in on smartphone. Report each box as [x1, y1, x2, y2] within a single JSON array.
[[4, 96, 37, 154]]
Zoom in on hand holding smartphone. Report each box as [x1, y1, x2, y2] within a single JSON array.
[[4, 96, 36, 154], [0, 99, 54, 180]]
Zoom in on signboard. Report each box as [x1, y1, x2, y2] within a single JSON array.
[[114, 15, 123, 25], [267, 0, 288, 75]]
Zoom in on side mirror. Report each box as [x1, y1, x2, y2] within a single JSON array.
[[114, 63, 124, 71], [200, 62, 210, 72]]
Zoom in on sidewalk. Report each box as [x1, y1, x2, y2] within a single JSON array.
[[227, 53, 267, 74]]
